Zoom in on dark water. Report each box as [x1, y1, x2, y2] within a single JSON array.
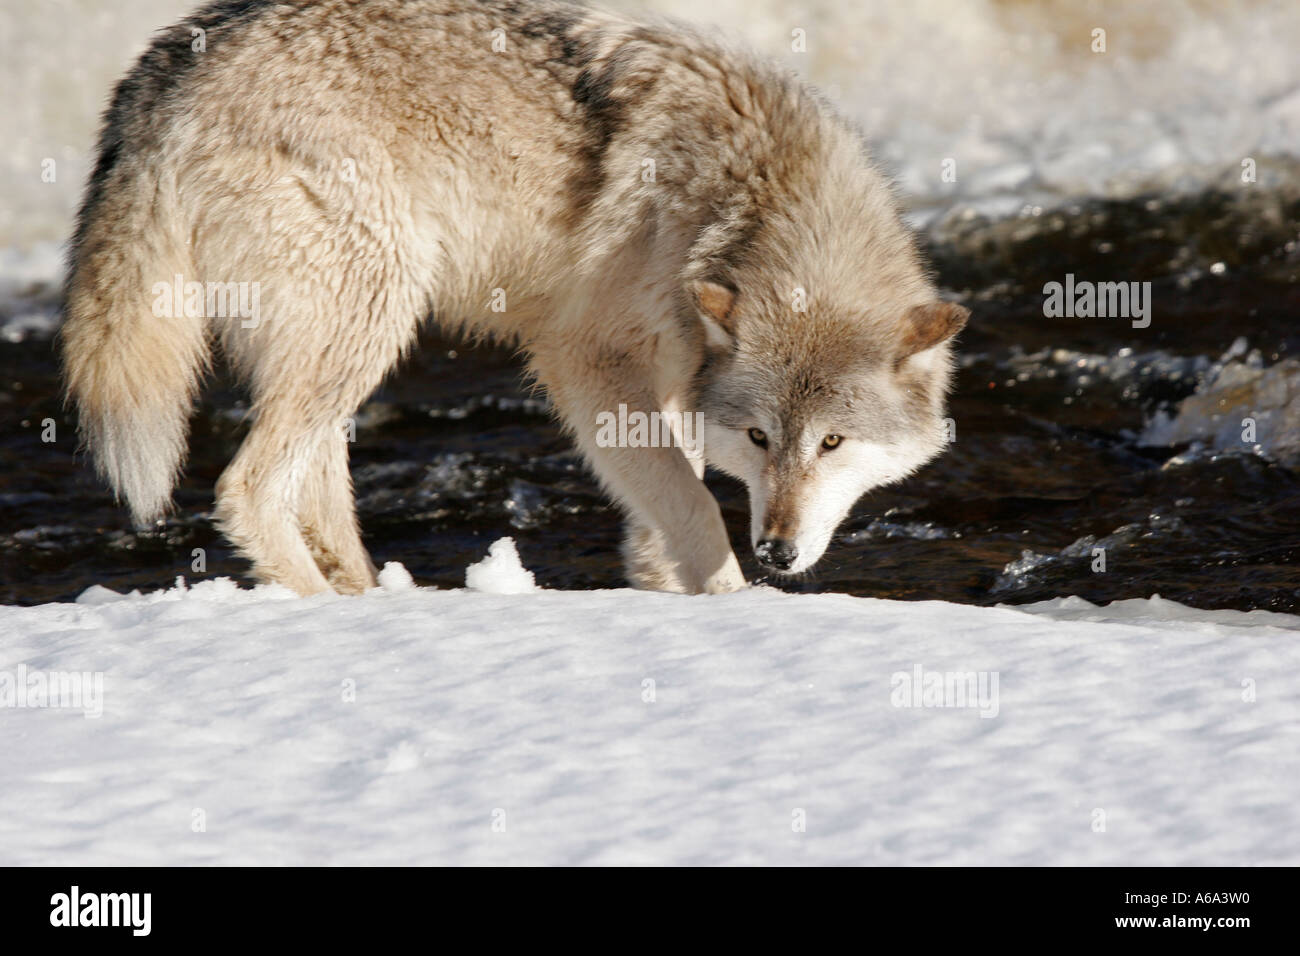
[[4, 187, 1300, 610]]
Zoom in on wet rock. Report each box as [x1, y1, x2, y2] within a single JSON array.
[[1142, 349, 1300, 464]]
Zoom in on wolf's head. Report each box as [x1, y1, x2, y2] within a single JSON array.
[[692, 271, 966, 577], [676, 92, 966, 577]]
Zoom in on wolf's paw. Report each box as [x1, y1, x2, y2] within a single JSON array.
[[622, 521, 690, 593], [701, 553, 747, 594], [621, 520, 748, 594]]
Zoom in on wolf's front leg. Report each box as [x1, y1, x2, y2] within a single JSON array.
[[535, 348, 745, 594], [590, 438, 745, 594], [621, 518, 687, 592]]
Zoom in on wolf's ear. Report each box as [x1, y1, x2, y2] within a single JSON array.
[[689, 280, 739, 350], [899, 301, 968, 359]]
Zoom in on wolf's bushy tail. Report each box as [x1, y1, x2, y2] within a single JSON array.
[[61, 204, 208, 526]]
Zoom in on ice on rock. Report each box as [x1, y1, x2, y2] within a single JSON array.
[[1140, 343, 1300, 465]]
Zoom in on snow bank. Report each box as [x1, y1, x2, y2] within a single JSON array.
[[1, 549, 1296, 865]]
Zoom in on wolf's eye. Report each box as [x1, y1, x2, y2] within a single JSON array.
[[747, 427, 768, 448], [821, 434, 843, 451]]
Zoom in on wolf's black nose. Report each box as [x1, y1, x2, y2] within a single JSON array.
[[755, 538, 798, 571]]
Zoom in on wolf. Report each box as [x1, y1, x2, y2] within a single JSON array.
[[62, 0, 967, 596]]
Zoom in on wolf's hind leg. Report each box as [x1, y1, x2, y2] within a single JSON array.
[[214, 410, 334, 596], [216, 318, 417, 595], [298, 429, 378, 594], [202, 156, 429, 594], [211, 269, 421, 596]]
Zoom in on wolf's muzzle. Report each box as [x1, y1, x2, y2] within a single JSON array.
[[755, 537, 798, 572]]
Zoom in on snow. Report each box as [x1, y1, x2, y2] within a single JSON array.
[[376, 561, 416, 593], [464, 537, 537, 594], [2, 545, 1296, 865]]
